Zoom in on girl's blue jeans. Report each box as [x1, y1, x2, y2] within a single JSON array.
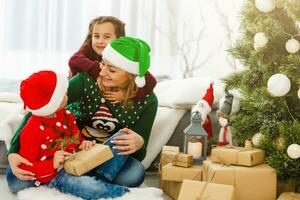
[[6, 132, 146, 200]]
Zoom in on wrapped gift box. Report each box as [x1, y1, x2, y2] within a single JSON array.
[[277, 192, 300, 200], [172, 153, 193, 168], [211, 146, 265, 166], [203, 160, 276, 200], [160, 145, 180, 170], [162, 163, 202, 182], [64, 144, 113, 176], [159, 145, 180, 188], [161, 180, 182, 200], [178, 180, 235, 200]]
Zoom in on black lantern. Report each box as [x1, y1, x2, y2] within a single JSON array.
[[183, 110, 208, 164]]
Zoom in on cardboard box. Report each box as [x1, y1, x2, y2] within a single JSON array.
[[203, 160, 276, 200], [64, 144, 113, 176], [211, 146, 265, 166], [178, 180, 235, 200], [277, 192, 300, 200], [161, 180, 182, 200], [162, 163, 202, 182], [172, 153, 193, 168]]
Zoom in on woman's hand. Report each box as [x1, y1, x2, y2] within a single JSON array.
[[79, 140, 96, 151], [112, 128, 144, 155], [7, 153, 35, 180]]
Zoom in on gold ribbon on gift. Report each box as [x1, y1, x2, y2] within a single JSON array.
[[196, 169, 236, 200], [171, 154, 180, 166], [196, 182, 210, 200], [196, 170, 218, 200]]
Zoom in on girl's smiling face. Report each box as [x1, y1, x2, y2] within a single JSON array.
[[91, 22, 117, 55]]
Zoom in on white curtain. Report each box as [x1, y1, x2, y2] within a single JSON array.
[[0, 0, 244, 80]]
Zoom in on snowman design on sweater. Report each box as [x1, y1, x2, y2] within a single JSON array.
[[81, 98, 120, 142]]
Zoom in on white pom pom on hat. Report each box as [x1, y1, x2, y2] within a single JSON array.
[[102, 36, 151, 88]]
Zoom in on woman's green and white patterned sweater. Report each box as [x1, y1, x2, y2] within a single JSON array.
[[67, 72, 158, 161]]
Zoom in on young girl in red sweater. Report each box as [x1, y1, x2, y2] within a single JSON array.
[[69, 16, 157, 103]]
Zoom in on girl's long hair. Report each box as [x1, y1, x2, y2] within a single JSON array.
[[81, 16, 125, 49]]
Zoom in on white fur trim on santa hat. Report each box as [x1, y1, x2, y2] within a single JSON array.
[[28, 73, 68, 116], [196, 99, 211, 114], [102, 44, 139, 75], [192, 99, 211, 124]]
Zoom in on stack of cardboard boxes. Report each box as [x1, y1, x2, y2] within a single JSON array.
[[159, 145, 277, 200]]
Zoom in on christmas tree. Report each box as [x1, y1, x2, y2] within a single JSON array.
[[224, 0, 300, 191]]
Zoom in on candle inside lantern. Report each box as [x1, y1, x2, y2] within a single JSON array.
[[188, 142, 202, 159]]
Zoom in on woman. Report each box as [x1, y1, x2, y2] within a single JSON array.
[[7, 36, 158, 193]]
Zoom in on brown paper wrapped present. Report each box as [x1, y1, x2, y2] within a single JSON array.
[[162, 163, 202, 182], [160, 146, 192, 168], [64, 144, 113, 176], [203, 160, 276, 200], [159, 146, 180, 188], [161, 180, 182, 200], [160, 145, 180, 169], [211, 146, 265, 166], [178, 180, 235, 200], [277, 192, 300, 200], [172, 153, 193, 168]]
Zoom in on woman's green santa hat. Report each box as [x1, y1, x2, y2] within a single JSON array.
[[102, 36, 151, 87]]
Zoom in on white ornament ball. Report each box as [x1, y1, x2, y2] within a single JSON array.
[[267, 74, 291, 97], [254, 32, 268, 49], [298, 88, 300, 99], [287, 144, 300, 159], [285, 38, 300, 54], [254, 43, 260, 51], [252, 133, 264, 146], [255, 0, 276, 13]]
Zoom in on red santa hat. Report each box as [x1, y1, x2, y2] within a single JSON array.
[[193, 83, 214, 118], [199, 83, 214, 113], [20, 70, 68, 116]]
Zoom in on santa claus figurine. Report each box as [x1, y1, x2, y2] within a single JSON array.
[[192, 83, 214, 139], [216, 88, 240, 146]]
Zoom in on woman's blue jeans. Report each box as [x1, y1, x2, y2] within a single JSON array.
[[6, 132, 146, 199]]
